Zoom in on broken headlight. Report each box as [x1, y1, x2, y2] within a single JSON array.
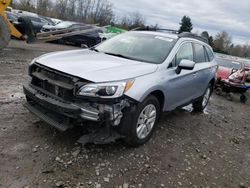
[[77, 80, 134, 98]]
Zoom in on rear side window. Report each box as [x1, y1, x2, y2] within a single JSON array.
[[205, 46, 215, 61], [175, 43, 193, 66], [28, 16, 41, 22], [193, 43, 206, 63]]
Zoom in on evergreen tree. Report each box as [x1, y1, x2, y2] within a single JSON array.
[[178, 16, 193, 33], [201, 31, 214, 47], [208, 36, 214, 47]]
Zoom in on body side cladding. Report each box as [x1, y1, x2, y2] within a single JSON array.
[[149, 90, 165, 112]]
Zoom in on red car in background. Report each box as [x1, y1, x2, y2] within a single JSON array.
[[216, 58, 250, 82]]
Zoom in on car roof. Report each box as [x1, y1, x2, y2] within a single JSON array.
[[131, 31, 179, 39], [130, 31, 209, 46]]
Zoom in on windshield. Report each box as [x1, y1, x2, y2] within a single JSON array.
[[55, 21, 76, 28], [216, 58, 241, 70], [95, 32, 176, 64]]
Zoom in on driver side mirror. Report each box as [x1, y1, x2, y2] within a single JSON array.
[[176, 59, 195, 74]]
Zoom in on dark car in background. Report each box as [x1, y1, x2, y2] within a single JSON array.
[[5, 11, 18, 23], [6, 10, 55, 34], [42, 21, 103, 47]]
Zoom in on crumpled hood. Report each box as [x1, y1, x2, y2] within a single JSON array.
[[36, 49, 158, 82]]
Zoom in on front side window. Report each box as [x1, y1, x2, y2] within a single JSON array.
[[193, 43, 206, 63], [175, 43, 193, 66]]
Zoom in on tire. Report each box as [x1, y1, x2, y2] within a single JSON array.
[[215, 87, 223, 96], [193, 84, 212, 112], [57, 39, 65, 45], [226, 93, 233, 101], [240, 94, 247, 103], [119, 95, 160, 147], [0, 15, 11, 49]]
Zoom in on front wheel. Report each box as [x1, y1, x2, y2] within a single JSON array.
[[193, 84, 212, 112], [119, 95, 160, 147]]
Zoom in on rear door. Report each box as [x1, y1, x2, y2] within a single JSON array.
[[192, 43, 213, 98]]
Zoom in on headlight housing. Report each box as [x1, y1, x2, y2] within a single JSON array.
[[77, 80, 134, 98]]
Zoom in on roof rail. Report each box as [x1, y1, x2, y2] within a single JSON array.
[[178, 32, 208, 44], [156, 28, 179, 34], [132, 28, 209, 43], [132, 27, 178, 34]]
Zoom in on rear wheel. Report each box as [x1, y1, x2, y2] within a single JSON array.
[[240, 94, 247, 103], [215, 87, 223, 96], [119, 95, 160, 147], [226, 93, 233, 101], [193, 84, 212, 112], [0, 15, 11, 49]]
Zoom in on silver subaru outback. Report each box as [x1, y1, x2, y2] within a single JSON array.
[[23, 31, 217, 146]]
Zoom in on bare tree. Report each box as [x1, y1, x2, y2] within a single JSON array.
[[213, 31, 232, 53], [36, 0, 52, 16], [130, 12, 145, 29], [119, 12, 145, 30], [90, 0, 114, 25], [228, 44, 250, 58], [14, 0, 36, 12], [54, 0, 69, 19], [66, 0, 77, 20]]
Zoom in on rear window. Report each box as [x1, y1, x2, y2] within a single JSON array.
[[205, 46, 214, 61], [28, 16, 41, 22], [193, 43, 206, 63]]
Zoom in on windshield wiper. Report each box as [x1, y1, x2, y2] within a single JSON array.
[[104, 52, 136, 61], [90, 47, 99, 52]]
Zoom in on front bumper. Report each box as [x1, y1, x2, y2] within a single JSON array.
[[23, 84, 101, 131], [23, 84, 130, 132]]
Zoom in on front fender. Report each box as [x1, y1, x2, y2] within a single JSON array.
[[124, 72, 165, 103]]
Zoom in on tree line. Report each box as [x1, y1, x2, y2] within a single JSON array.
[[11, 1, 250, 58], [178, 16, 250, 58], [11, 0, 146, 29]]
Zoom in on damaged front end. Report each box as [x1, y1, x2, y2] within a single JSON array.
[[24, 63, 135, 145]]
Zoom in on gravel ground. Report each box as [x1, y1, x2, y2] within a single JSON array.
[[0, 40, 250, 188]]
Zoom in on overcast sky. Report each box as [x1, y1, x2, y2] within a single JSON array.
[[109, 0, 250, 44]]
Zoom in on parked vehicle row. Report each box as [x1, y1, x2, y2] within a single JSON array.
[[5, 10, 55, 34], [42, 21, 104, 47], [5, 9, 103, 47]]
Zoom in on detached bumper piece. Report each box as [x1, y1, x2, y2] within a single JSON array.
[[23, 84, 100, 131], [78, 126, 123, 145]]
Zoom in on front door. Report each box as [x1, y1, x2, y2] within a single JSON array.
[[163, 42, 198, 111]]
